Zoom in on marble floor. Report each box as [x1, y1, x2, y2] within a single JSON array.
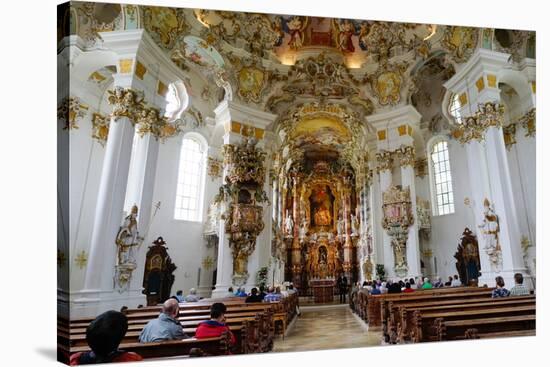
[[273, 304, 383, 353]]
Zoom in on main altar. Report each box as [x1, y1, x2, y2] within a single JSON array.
[[280, 160, 362, 297]]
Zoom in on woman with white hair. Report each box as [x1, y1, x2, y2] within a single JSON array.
[[184, 288, 200, 302]]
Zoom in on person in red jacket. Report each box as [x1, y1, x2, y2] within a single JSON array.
[[70, 310, 143, 365], [195, 302, 236, 346]]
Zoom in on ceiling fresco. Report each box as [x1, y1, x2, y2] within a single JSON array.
[[66, 2, 535, 174]]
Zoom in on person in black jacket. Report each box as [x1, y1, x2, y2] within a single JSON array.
[[337, 274, 348, 303], [245, 287, 264, 303]]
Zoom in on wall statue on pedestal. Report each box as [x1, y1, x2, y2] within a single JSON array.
[[478, 198, 502, 272], [114, 204, 144, 292]]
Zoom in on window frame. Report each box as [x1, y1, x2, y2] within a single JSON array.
[[173, 133, 207, 222], [448, 93, 463, 125], [427, 137, 455, 217]]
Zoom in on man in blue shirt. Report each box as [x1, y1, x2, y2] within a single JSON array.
[[139, 298, 189, 343], [263, 286, 282, 302]]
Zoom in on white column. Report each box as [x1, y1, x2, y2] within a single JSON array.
[[211, 130, 240, 297], [401, 164, 421, 279], [484, 127, 532, 287], [125, 132, 160, 295], [81, 115, 135, 297]]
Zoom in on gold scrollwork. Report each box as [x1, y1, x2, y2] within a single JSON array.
[[57, 96, 88, 130], [451, 102, 505, 145]]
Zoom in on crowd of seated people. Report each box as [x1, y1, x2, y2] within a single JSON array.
[[351, 271, 531, 298]]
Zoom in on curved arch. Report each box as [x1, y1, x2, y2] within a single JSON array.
[[497, 69, 533, 111], [426, 135, 455, 216]]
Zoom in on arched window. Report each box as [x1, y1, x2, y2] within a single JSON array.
[[448, 93, 463, 124], [429, 139, 455, 216], [174, 134, 206, 221], [164, 81, 189, 121]]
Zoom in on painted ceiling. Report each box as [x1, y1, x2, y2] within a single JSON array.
[[64, 2, 535, 171]]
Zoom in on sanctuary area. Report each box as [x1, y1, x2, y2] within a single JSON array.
[[57, 1, 536, 364]]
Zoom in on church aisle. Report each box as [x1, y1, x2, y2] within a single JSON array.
[[273, 304, 382, 353]]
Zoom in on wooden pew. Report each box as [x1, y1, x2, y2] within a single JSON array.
[[375, 288, 495, 334], [437, 315, 536, 341], [387, 295, 535, 343], [410, 304, 536, 343]]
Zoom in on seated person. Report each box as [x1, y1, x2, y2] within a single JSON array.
[[509, 273, 530, 296], [175, 290, 184, 303], [222, 286, 236, 298], [287, 283, 297, 294], [369, 283, 381, 295], [444, 276, 453, 287], [70, 310, 142, 365], [387, 280, 402, 294], [451, 274, 462, 287], [433, 277, 444, 288], [403, 282, 415, 293], [139, 299, 189, 342], [258, 285, 267, 300], [421, 277, 433, 289], [184, 288, 200, 302], [195, 303, 236, 346], [263, 286, 282, 302], [246, 287, 264, 303], [236, 287, 247, 297], [492, 276, 510, 298]]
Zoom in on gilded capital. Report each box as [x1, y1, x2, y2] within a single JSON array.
[[451, 101, 505, 144], [376, 150, 393, 173], [107, 87, 144, 122], [395, 145, 415, 167]]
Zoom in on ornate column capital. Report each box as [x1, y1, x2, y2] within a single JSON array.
[[451, 101, 505, 144], [376, 150, 394, 173], [394, 145, 415, 168], [107, 87, 144, 122]]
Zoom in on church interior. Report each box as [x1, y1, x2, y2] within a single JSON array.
[[57, 1, 537, 363]]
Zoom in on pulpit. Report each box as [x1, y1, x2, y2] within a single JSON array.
[[310, 278, 335, 303]]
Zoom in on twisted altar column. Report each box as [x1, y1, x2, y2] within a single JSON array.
[[342, 183, 353, 280], [290, 173, 302, 288]]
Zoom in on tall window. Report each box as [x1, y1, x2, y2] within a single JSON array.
[[448, 93, 463, 124], [174, 135, 206, 221], [430, 140, 455, 215]]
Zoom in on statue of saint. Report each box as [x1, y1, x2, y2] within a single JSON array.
[[478, 199, 502, 270], [299, 219, 308, 240], [284, 211, 294, 236], [337, 216, 345, 238], [115, 205, 143, 266]]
